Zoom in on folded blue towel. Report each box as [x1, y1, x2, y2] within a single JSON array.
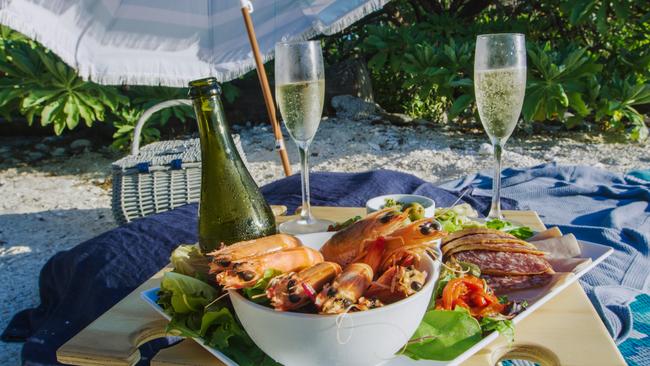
[[440, 163, 650, 343], [628, 169, 650, 182]]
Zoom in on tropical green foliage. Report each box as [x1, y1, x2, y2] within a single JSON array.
[[522, 43, 602, 125], [328, 0, 650, 140], [0, 27, 127, 134], [0, 25, 242, 148]]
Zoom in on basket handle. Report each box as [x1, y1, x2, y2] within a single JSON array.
[[131, 99, 193, 156]]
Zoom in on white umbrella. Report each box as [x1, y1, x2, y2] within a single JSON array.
[[0, 0, 389, 175]]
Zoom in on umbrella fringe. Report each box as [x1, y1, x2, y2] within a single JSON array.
[[0, 0, 389, 87], [0, 9, 82, 78]]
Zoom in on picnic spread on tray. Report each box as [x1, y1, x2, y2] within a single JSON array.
[[141, 201, 610, 366], [55, 208, 625, 366]]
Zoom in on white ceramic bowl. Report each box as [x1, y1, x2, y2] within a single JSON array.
[[366, 194, 436, 218], [229, 232, 440, 366]]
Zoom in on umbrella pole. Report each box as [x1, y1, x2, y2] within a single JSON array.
[[240, 5, 292, 177]]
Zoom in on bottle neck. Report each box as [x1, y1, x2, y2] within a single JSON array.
[[192, 94, 239, 158]]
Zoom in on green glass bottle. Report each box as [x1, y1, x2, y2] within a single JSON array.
[[188, 77, 276, 252]]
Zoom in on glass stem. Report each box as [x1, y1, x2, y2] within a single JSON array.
[[298, 145, 312, 222], [489, 142, 504, 219]]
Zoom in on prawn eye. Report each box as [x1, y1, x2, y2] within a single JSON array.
[[289, 294, 301, 303], [237, 271, 256, 281], [380, 212, 395, 223], [419, 220, 441, 234], [218, 260, 231, 267]]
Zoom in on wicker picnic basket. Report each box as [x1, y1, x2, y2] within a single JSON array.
[[111, 99, 248, 224]]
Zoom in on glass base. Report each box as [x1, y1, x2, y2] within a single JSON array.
[[278, 217, 333, 235], [487, 209, 504, 220]]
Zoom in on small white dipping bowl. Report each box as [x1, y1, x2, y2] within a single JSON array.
[[229, 232, 440, 366], [366, 194, 436, 218]]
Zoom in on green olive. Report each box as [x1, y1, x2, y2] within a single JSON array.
[[403, 202, 425, 221]]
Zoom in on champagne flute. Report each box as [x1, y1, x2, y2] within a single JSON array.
[[275, 40, 333, 234], [474, 33, 527, 219]]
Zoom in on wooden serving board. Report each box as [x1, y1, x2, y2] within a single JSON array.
[[57, 207, 625, 366]]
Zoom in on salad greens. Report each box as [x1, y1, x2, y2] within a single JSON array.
[[435, 204, 534, 240], [485, 219, 534, 240], [404, 308, 482, 361], [170, 244, 211, 280], [404, 252, 517, 361], [479, 317, 515, 342], [435, 204, 485, 232], [157, 272, 279, 366], [433, 261, 481, 299], [160, 272, 218, 314], [327, 215, 362, 231]]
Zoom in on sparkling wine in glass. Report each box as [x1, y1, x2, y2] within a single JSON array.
[[474, 33, 527, 219], [275, 40, 333, 234]]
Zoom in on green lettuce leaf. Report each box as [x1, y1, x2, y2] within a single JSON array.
[[486, 219, 534, 240], [507, 226, 534, 240], [435, 204, 485, 233], [160, 272, 219, 314], [486, 219, 509, 230], [157, 272, 280, 366], [242, 268, 283, 304], [479, 317, 515, 343], [170, 244, 212, 280], [404, 308, 482, 361], [201, 307, 248, 349]]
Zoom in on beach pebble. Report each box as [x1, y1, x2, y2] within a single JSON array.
[[331, 95, 382, 120], [478, 143, 492, 156], [70, 139, 92, 151], [51, 147, 67, 157]]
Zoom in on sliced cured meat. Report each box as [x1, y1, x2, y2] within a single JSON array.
[[442, 228, 516, 245], [444, 242, 546, 257], [453, 250, 554, 275], [442, 236, 537, 255], [483, 274, 552, 294]]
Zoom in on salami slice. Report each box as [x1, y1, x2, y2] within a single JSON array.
[[483, 274, 552, 294], [453, 250, 553, 275]]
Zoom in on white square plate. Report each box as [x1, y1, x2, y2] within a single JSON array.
[[141, 232, 612, 366]]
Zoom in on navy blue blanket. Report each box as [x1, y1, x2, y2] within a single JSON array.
[[2, 170, 508, 365]]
